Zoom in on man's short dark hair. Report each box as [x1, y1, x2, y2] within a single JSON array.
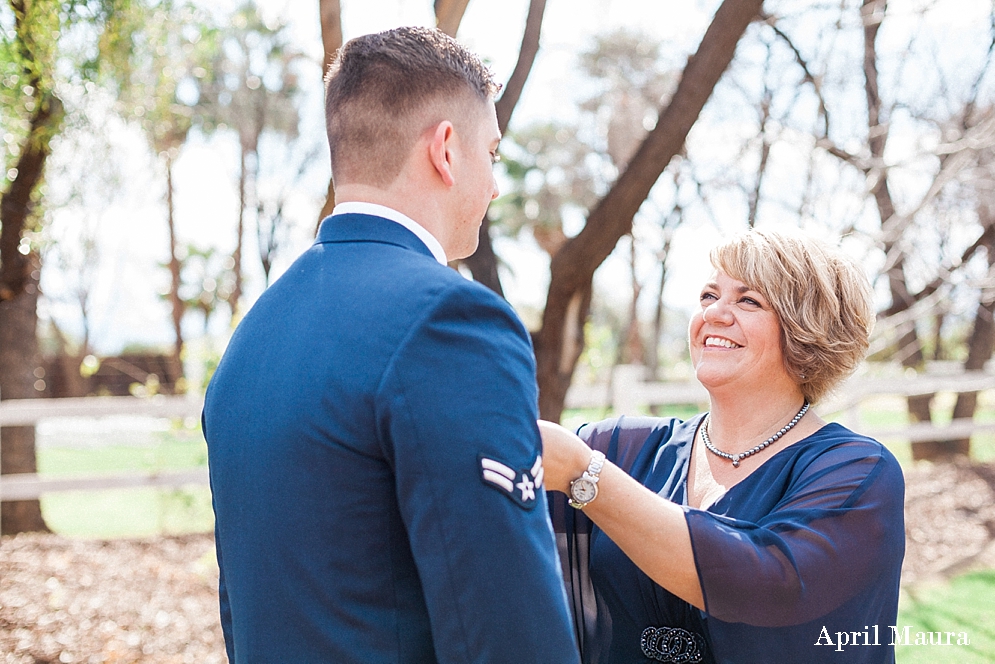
[[324, 26, 500, 188]]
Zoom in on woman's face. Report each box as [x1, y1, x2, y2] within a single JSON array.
[[688, 269, 794, 395]]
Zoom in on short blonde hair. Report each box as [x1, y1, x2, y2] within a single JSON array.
[[710, 229, 874, 404]]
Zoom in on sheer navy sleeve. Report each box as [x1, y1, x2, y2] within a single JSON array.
[[550, 416, 689, 664], [687, 435, 905, 626]]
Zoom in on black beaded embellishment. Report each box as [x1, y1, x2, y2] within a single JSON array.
[[640, 626, 705, 663], [701, 401, 810, 468]]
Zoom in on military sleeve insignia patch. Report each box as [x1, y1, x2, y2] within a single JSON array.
[[479, 453, 544, 510]]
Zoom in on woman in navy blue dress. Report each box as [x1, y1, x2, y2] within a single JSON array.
[[541, 229, 905, 664]]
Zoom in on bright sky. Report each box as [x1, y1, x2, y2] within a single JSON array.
[[38, 0, 993, 359], [41, 0, 725, 357]]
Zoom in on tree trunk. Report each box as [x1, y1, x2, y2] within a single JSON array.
[[231, 148, 247, 324], [748, 87, 772, 228], [462, 214, 504, 296], [317, 0, 344, 233], [534, 0, 765, 421], [861, 0, 937, 453], [648, 230, 673, 380], [0, 91, 61, 535], [622, 236, 644, 364], [434, 0, 471, 37], [939, 296, 995, 457], [0, 262, 48, 534], [939, 223, 995, 457], [319, 0, 343, 77], [931, 312, 945, 361], [494, 0, 547, 135], [165, 153, 184, 365], [464, 0, 548, 294]]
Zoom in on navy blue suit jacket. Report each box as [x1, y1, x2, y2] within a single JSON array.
[[203, 213, 579, 663]]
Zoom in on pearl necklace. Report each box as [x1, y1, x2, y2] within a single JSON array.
[[701, 401, 810, 468]]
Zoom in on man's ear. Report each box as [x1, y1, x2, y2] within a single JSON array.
[[427, 120, 456, 187]]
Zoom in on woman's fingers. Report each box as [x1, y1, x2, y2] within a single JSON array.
[[537, 420, 589, 492]]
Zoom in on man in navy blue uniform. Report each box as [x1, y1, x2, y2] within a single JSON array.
[[203, 26, 579, 663]]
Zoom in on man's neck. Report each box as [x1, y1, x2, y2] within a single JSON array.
[[335, 183, 447, 246], [332, 186, 449, 264]]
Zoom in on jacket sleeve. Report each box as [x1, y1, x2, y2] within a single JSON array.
[[376, 280, 580, 664], [215, 531, 235, 663], [686, 439, 906, 626], [203, 411, 235, 663]]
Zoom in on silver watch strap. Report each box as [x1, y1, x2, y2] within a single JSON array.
[[586, 450, 606, 481]]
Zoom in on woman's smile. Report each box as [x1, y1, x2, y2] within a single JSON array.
[[703, 336, 742, 349]]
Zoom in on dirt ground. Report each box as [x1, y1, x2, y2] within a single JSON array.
[[0, 535, 224, 663], [2, 459, 994, 663]]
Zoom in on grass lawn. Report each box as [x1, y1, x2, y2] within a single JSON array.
[[895, 571, 995, 663], [36, 422, 214, 539], [40, 485, 214, 539]]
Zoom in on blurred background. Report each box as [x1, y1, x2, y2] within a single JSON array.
[[2, 0, 995, 661]]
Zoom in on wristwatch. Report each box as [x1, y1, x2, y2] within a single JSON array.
[[568, 450, 606, 509]]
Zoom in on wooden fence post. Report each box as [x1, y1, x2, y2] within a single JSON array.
[[612, 364, 647, 416]]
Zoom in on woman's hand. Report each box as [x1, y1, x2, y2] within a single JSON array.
[[539, 420, 704, 608], [537, 420, 593, 493]]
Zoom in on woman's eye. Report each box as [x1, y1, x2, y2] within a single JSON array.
[[700, 292, 717, 302], [740, 297, 760, 307]]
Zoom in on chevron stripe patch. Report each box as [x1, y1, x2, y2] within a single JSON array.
[[479, 453, 544, 510]]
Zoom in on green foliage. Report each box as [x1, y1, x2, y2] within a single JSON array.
[[574, 320, 618, 384], [157, 243, 235, 330], [107, 0, 219, 155], [491, 28, 677, 254], [491, 121, 598, 249], [1, 0, 61, 192], [1, 0, 137, 190], [197, 2, 304, 146]]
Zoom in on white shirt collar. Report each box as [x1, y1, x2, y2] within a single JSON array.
[[331, 201, 448, 265]]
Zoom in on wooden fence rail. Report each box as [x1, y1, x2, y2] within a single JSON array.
[[0, 394, 204, 426], [565, 364, 995, 443], [0, 468, 210, 502], [2, 363, 994, 501], [0, 395, 205, 502]]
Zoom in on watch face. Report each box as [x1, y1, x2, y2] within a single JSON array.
[[570, 478, 597, 503]]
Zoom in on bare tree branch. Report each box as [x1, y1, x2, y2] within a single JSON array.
[[814, 137, 869, 170], [465, 0, 549, 295], [535, 0, 766, 420], [317, 0, 344, 230], [748, 42, 773, 227], [762, 13, 830, 136], [495, 0, 547, 134], [876, 115, 995, 276], [435, 0, 471, 37], [913, 213, 995, 303], [319, 0, 343, 78], [963, 6, 995, 122]]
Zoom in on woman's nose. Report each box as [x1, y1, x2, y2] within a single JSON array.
[[703, 301, 733, 324]]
